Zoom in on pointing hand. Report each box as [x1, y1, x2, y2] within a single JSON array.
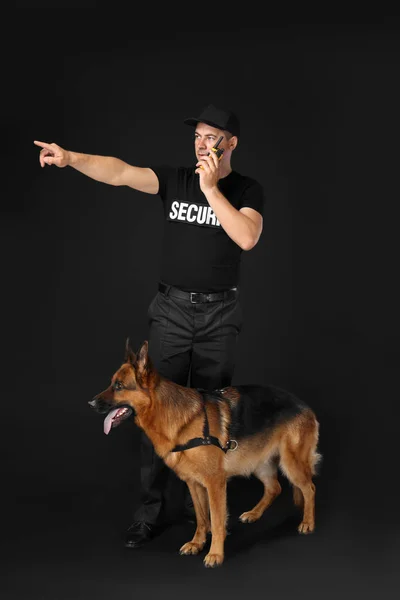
[[33, 140, 70, 168]]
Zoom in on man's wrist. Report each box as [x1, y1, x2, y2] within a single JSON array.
[[204, 185, 221, 201], [67, 150, 77, 167]]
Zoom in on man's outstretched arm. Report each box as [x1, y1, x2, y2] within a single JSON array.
[[33, 141, 159, 194]]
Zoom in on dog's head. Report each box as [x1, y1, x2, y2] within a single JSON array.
[[88, 338, 156, 435]]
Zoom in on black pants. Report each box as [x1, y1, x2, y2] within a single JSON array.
[[132, 284, 243, 526]]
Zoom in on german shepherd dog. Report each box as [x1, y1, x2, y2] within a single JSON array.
[[89, 340, 322, 568]]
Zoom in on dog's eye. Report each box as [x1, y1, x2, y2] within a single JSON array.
[[114, 382, 124, 391]]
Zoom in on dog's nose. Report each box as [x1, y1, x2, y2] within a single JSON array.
[[88, 398, 97, 407]]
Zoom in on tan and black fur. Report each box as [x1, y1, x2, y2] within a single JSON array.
[[89, 339, 322, 568]]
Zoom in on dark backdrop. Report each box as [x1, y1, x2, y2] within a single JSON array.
[[1, 8, 399, 600]]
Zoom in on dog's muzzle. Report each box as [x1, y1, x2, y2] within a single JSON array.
[[88, 396, 111, 414], [88, 397, 133, 435]]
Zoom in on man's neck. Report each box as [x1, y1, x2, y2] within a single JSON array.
[[219, 165, 232, 179]]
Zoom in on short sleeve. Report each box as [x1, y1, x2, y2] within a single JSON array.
[[149, 165, 175, 202], [239, 180, 265, 216]]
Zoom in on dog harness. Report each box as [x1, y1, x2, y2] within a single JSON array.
[[170, 390, 238, 454]]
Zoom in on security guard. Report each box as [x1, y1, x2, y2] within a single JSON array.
[[34, 103, 265, 548]]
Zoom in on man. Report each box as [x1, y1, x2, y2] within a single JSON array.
[[34, 103, 265, 548]]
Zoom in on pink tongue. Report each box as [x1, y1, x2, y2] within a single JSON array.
[[104, 408, 120, 435]]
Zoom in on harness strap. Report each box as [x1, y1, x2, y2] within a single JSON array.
[[171, 435, 227, 453], [170, 390, 238, 454], [202, 394, 210, 437]]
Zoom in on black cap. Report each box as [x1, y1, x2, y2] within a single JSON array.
[[183, 104, 240, 137]]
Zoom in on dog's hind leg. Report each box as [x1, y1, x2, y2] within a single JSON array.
[[180, 481, 210, 556], [279, 414, 319, 534], [239, 459, 281, 523]]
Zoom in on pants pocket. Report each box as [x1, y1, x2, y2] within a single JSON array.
[[147, 292, 160, 322]]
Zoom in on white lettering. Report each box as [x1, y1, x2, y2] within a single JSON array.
[[168, 200, 221, 227], [197, 205, 207, 224], [169, 201, 179, 220], [177, 202, 188, 220], [187, 204, 197, 222], [207, 207, 218, 226]]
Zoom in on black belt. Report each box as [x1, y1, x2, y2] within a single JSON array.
[[158, 282, 238, 304]]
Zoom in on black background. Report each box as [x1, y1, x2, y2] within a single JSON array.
[[1, 6, 399, 599]]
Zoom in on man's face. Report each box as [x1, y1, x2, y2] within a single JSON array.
[[194, 122, 226, 162]]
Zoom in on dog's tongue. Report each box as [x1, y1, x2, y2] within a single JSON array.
[[104, 408, 120, 435]]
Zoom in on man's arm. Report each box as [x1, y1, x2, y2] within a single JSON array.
[[195, 153, 263, 251], [202, 187, 263, 251], [33, 141, 159, 195]]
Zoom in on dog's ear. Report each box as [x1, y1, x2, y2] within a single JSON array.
[[136, 340, 149, 370], [125, 337, 137, 366], [136, 340, 152, 387]]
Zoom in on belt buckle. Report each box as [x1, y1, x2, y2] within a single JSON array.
[[190, 292, 199, 303]]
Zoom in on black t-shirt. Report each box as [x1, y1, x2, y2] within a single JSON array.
[[150, 166, 264, 292]]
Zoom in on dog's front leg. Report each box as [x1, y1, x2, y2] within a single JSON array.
[[203, 476, 227, 568], [179, 481, 210, 556]]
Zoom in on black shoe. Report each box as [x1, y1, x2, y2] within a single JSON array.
[[125, 521, 164, 549]]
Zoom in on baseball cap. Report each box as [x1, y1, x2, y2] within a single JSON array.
[[183, 104, 240, 137]]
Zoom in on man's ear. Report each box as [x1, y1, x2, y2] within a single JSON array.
[[229, 136, 238, 151], [124, 337, 137, 366]]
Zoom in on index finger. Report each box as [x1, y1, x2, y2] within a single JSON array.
[[33, 140, 53, 150], [205, 152, 218, 168]]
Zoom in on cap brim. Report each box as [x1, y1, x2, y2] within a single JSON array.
[[183, 117, 225, 131], [183, 117, 200, 127]]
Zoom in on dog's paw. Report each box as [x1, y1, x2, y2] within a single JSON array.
[[239, 510, 260, 523], [179, 541, 203, 555], [203, 552, 224, 568], [298, 521, 315, 534]]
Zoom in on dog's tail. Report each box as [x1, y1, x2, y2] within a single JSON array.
[[312, 449, 323, 476]]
